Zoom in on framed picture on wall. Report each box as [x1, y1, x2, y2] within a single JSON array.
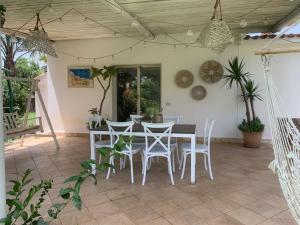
[[68, 66, 94, 88]]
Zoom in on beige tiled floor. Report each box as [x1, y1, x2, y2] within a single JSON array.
[[4, 136, 297, 225]]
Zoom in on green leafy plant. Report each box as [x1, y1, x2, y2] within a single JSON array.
[[0, 137, 127, 225], [224, 57, 251, 123], [88, 107, 99, 116], [238, 117, 264, 132], [91, 66, 118, 116], [145, 102, 160, 121], [224, 57, 264, 133], [243, 80, 262, 120], [0, 4, 6, 17]]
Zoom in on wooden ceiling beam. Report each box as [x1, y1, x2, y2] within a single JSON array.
[[272, 5, 300, 32], [103, 0, 155, 39]]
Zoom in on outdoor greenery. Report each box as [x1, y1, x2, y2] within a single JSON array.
[[91, 66, 117, 116], [224, 56, 264, 132], [3, 58, 43, 114], [0, 4, 6, 16], [0, 137, 126, 225]]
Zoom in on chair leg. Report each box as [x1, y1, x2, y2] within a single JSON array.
[[140, 152, 144, 174], [179, 150, 184, 170], [106, 156, 114, 180], [167, 155, 174, 185], [207, 153, 214, 180], [204, 154, 207, 171], [176, 143, 180, 164], [142, 156, 148, 186], [181, 153, 187, 179], [98, 155, 102, 165], [172, 148, 175, 172], [123, 155, 127, 169], [129, 154, 134, 184]]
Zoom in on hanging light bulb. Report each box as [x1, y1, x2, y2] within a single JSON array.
[[131, 17, 139, 27], [10, 35, 17, 43], [239, 18, 248, 28], [143, 41, 147, 47], [263, 18, 269, 26], [59, 17, 63, 23], [186, 27, 194, 36], [173, 44, 176, 49], [48, 4, 54, 13], [84, 17, 88, 22]]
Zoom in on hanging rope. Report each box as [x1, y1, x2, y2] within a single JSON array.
[[262, 55, 300, 224]]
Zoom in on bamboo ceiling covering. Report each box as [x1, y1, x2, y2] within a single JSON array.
[[2, 0, 300, 41]]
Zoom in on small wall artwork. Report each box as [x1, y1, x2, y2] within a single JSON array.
[[68, 66, 94, 88]]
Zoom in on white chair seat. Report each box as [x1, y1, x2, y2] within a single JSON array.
[[123, 145, 143, 154], [181, 143, 208, 153], [95, 140, 111, 148]]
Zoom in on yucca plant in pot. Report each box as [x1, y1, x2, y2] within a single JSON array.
[[224, 57, 265, 148]]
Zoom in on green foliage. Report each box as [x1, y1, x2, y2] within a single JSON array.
[[88, 107, 99, 116], [243, 80, 262, 102], [1, 137, 126, 225], [145, 101, 160, 120], [238, 117, 265, 132], [91, 66, 117, 115], [224, 57, 265, 130], [3, 58, 42, 114], [224, 57, 250, 89], [0, 4, 6, 16]]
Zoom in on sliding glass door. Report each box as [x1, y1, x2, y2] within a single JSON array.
[[116, 65, 161, 121]]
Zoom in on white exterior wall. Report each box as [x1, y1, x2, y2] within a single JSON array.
[[40, 36, 300, 140]]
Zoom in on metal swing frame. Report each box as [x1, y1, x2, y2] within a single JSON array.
[[3, 76, 59, 149]]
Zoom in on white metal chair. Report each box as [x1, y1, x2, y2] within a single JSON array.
[[89, 115, 111, 164], [141, 121, 175, 185], [180, 119, 215, 180], [163, 115, 182, 171], [130, 114, 144, 123], [106, 120, 142, 184]]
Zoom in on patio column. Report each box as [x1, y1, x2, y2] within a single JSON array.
[[0, 30, 7, 222]]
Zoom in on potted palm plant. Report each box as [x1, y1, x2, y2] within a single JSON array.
[[224, 57, 264, 148]]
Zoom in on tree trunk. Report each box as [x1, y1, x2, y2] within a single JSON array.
[[250, 99, 256, 120], [98, 76, 112, 116], [239, 81, 251, 123]]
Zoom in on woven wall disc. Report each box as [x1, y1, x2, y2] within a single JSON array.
[[175, 70, 194, 88], [199, 60, 224, 83], [191, 85, 207, 101]]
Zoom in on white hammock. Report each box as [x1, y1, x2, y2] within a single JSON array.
[[262, 55, 300, 224]]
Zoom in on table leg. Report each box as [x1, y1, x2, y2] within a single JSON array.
[[90, 132, 96, 175], [191, 134, 196, 184]]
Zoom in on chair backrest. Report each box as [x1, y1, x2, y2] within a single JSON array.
[[141, 121, 174, 154], [106, 120, 134, 152], [130, 114, 144, 123], [204, 119, 215, 148], [163, 115, 182, 124], [3, 113, 23, 131], [88, 115, 101, 129]]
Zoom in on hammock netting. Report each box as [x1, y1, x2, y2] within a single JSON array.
[[263, 56, 300, 224]]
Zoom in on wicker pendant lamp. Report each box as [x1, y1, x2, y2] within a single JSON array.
[[22, 13, 57, 57], [197, 0, 234, 53]]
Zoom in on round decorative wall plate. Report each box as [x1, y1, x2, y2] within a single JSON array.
[[175, 70, 194, 88], [191, 85, 207, 101], [199, 60, 224, 83]]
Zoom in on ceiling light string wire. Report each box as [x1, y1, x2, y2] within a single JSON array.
[[56, 38, 145, 61]]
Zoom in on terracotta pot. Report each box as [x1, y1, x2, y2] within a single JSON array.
[[242, 131, 263, 148], [0, 16, 5, 28]]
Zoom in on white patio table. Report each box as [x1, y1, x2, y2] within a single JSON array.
[[89, 124, 197, 184]]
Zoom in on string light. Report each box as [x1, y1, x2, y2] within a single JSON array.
[[93, 58, 96, 63], [111, 55, 114, 60], [59, 17, 63, 23], [263, 18, 269, 25], [240, 18, 248, 28], [186, 27, 194, 36], [143, 41, 147, 47], [173, 44, 176, 49], [131, 17, 139, 27], [48, 4, 54, 13], [84, 17, 88, 22]]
